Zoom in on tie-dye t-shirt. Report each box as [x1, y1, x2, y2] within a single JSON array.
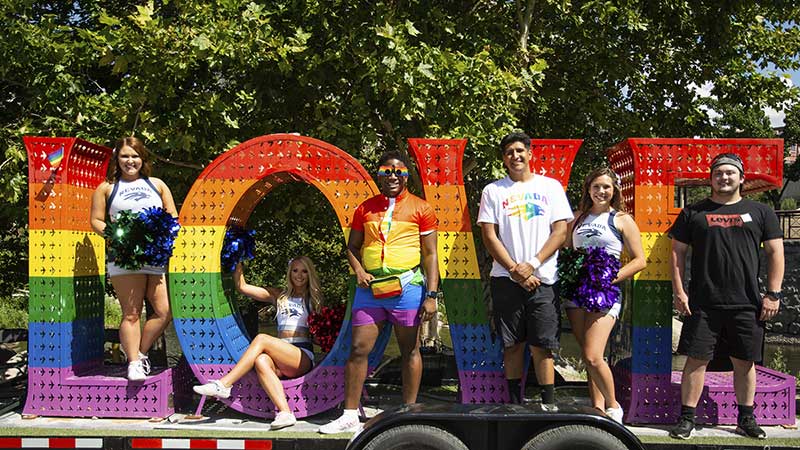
[[477, 175, 572, 284], [351, 190, 438, 278]]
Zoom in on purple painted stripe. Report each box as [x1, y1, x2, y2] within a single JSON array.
[[24, 365, 174, 418], [622, 369, 795, 425], [457, 370, 509, 404], [191, 364, 378, 418]]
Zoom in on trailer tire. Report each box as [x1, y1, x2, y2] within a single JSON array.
[[361, 424, 468, 450], [521, 424, 628, 450]]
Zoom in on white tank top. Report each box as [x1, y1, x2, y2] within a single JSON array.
[[107, 178, 163, 217], [572, 210, 623, 258], [276, 296, 309, 333]]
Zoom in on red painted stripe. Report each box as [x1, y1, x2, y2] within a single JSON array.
[[131, 438, 163, 448], [0, 438, 21, 448], [189, 439, 217, 449], [244, 441, 272, 449], [49, 438, 76, 448]]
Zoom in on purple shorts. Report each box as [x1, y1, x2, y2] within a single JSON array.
[[351, 282, 424, 327]]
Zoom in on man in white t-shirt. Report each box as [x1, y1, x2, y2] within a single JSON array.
[[477, 132, 572, 408]]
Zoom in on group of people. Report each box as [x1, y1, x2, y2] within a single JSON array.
[[91, 133, 784, 439]]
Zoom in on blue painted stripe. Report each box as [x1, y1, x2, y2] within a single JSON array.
[[28, 318, 104, 368], [630, 326, 672, 374], [448, 324, 504, 372], [175, 315, 392, 368]]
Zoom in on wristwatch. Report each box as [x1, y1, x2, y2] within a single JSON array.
[[426, 290, 443, 300], [765, 290, 783, 301]]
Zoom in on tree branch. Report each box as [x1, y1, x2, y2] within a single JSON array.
[[516, 0, 536, 56], [151, 153, 205, 170]]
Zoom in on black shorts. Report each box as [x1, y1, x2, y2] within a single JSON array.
[[490, 277, 561, 350], [677, 307, 764, 362]]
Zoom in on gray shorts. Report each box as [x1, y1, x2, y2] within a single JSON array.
[[107, 261, 166, 277]]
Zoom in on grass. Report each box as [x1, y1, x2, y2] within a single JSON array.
[[0, 298, 27, 329], [637, 434, 800, 447]]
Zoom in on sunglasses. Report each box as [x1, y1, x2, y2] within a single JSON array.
[[377, 166, 409, 177]]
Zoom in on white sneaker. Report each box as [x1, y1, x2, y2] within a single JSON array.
[[269, 411, 297, 430], [138, 352, 151, 375], [541, 403, 559, 412], [193, 380, 231, 399], [318, 413, 361, 434], [605, 406, 624, 424], [127, 361, 147, 381]]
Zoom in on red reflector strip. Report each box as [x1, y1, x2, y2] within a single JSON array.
[[49, 438, 75, 448], [131, 438, 164, 448], [0, 438, 22, 448]]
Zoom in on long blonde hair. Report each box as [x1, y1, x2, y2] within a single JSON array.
[[277, 256, 323, 313]]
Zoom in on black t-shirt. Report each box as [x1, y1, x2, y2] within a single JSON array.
[[668, 198, 783, 310]]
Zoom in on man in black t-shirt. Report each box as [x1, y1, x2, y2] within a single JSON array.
[[668, 153, 784, 440]]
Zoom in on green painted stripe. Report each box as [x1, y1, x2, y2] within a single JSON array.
[[169, 272, 233, 319], [630, 279, 673, 327], [441, 278, 489, 325], [28, 275, 104, 323]]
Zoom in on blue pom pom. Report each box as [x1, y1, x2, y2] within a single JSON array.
[[138, 207, 181, 267], [221, 225, 256, 272]]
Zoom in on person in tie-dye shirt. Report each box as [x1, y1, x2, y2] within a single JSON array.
[[319, 151, 440, 434]]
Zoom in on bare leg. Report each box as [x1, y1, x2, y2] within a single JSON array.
[[394, 325, 422, 404], [139, 274, 172, 354], [254, 354, 291, 413], [680, 357, 710, 407], [219, 334, 309, 387], [343, 323, 381, 409], [503, 343, 525, 379], [581, 311, 618, 409], [111, 274, 147, 362], [730, 356, 756, 406], [530, 346, 554, 385], [567, 308, 602, 410]]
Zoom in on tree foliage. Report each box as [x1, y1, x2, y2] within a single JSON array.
[[2, 0, 799, 299]]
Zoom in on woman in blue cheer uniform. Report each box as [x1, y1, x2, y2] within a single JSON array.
[[193, 256, 322, 430], [565, 168, 646, 423], [90, 137, 178, 381]]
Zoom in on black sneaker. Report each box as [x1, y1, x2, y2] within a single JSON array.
[[669, 417, 695, 440], [736, 415, 767, 439]]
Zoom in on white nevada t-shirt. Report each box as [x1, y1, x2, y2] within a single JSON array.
[[477, 175, 573, 284]]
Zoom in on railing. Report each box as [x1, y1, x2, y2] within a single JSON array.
[[776, 210, 800, 240]]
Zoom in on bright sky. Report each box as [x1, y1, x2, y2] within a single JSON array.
[[765, 68, 799, 127]]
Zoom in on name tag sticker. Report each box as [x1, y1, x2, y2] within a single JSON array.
[[741, 213, 753, 222]]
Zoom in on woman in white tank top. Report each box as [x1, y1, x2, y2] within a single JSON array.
[[193, 256, 323, 430], [564, 168, 646, 424], [90, 137, 178, 382]]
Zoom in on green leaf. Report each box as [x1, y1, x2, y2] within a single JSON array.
[[191, 33, 212, 51]]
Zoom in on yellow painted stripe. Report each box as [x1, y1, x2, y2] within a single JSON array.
[[29, 230, 105, 277], [438, 231, 480, 279], [169, 225, 227, 273], [634, 232, 672, 281]]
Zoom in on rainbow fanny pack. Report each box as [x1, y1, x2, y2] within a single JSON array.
[[369, 268, 417, 299]]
